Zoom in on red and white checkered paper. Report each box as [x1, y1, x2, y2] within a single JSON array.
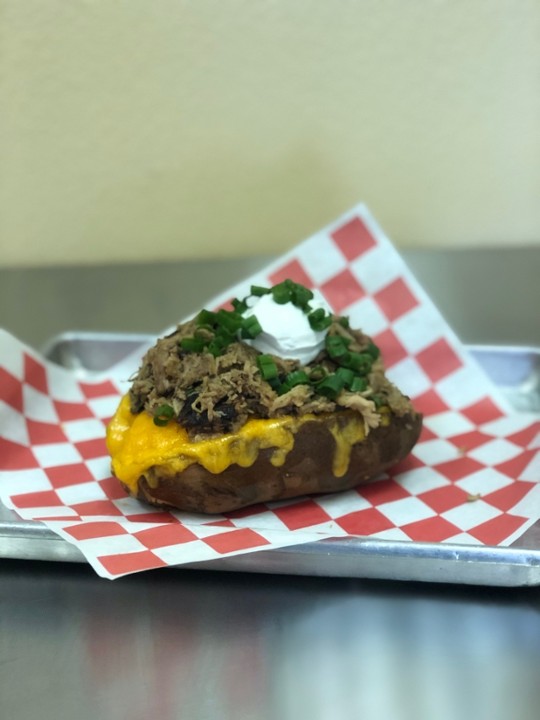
[[1, 205, 539, 579]]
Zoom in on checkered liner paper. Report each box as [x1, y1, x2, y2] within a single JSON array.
[[1, 205, 539, 578]]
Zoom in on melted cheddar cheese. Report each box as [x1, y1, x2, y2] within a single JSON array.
[[106, 395, 381, 493]]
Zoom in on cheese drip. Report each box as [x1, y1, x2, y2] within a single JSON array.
[[106, 395, 380, 492]]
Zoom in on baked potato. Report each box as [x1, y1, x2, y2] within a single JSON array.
[[106, 281, 422, 513]]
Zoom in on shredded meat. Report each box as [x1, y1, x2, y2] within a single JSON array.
[[129, 318, 415, 437], [336, 391, 380, 433]]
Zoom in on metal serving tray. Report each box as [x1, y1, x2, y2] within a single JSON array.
[[1, 333, 539, 585]]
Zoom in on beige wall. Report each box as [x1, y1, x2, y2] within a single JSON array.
[[1, 1, 539, 268]]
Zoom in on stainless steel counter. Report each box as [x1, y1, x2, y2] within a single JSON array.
[[1, 248, 540, 720]]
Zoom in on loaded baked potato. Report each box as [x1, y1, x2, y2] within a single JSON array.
[[106, 280, 422, 513]]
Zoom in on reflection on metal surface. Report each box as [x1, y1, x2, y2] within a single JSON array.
[[1, 563, 540, 720]]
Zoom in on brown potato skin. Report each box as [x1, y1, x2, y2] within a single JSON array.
[[119, 410, 423, 514]]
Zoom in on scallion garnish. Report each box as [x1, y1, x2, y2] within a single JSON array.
[[309, 366, 327, 382], [341, 352, 372, 374], [370, 394, 383, 408], [335, 367, 355, 388], [231, 297, 248, 314], [241, 315, 263, 339], [350, 376, 368, 393], [216, 309, 243, 334], [315, 374, 345, 400], [180, 337, 207, 352], [272, 282, 292, 304], [153, 404, 175, 427], [196, 309, 216, 326], [365, 341, 380, 360], [308, 308, 332, 332], [257, 354, 279, 381], [250, 285, 271, 297], [207, 337, 229, 357], [325, 334, 351, 359], [286, 370, 310, 387], [308, 307, 324, 324], [291, 284, 314, 309], [277, 372, 310, 395]]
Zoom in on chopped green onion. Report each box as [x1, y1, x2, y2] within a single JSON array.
[[153, 404, 175, 427], [291, 284, 314, 309], [308, 308, 325, 323], [207, 337, 228, 357], [350, 376, 368, 393], [341, 352, 372, 374], [309, 366, 327, 383], [316, 374, 345, 400], [285, 370, 310, 387], [257, 354, 279, 381], [335, 367, 355, 388], [272, 282, 292, 304], [365, 341, 380, 360], [308, 308, 332, 332], [180, 337, 207, 352], [250, 285, 270, 297], [241, 315, 263, 339], [370, 394, 383, 408], [325, 334, 350, 359], [231, 297, 248, 314], [338, 316, 350, 328], [216, 309, 243, 333], [196, 309, 215, 326]]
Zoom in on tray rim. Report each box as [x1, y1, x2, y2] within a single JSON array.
[[2, 516, 539, 586]]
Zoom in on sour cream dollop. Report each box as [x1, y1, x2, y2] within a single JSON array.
[[242, 290, 332, 365]]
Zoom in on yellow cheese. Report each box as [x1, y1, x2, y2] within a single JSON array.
[[106, 395, 379, 492], [327, 414, 367, 477]]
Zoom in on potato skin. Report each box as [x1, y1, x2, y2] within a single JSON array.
[[119, 411, 422, 514]]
